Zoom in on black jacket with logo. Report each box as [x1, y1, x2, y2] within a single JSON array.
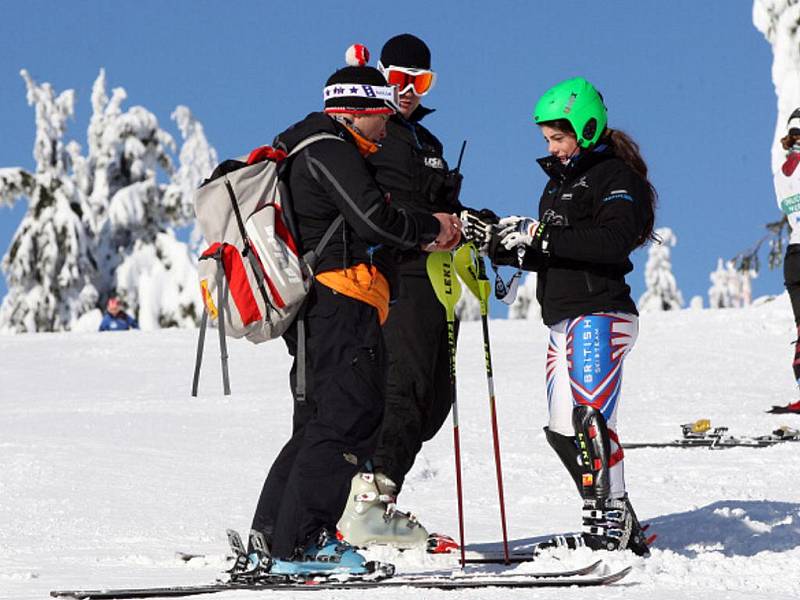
[[274, 112, 440, 292], [495, 143, 652, 326], [367, 106, 464, 275]]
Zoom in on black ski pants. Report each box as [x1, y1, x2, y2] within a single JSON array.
[[371, 274, 457, 492], [785, 244, 800, 384], [250, 283, 386, 559]]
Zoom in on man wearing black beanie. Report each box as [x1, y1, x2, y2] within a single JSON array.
[[245, 45, 461, 578], [337, 34, 467, 550]]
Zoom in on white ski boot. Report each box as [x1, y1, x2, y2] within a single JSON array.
[[337, 472, 429, 549]]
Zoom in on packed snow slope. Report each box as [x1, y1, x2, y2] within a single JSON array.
[[2, 295, 800, 599]]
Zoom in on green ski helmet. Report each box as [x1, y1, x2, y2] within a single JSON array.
[[533, 77, 607, 148]]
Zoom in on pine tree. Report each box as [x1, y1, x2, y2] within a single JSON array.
[[736, 1, 796, 273], [0, 70, 217, 332], [708, 258, 757, 309], [638, 227, 683, 311], [0, 71, 98, 332], [84, 80, 214, 328]]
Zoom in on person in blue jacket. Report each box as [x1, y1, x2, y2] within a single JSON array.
[[98, 297, 139, 331]]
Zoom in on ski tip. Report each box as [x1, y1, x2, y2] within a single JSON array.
[[604, 565, 633, 584], [584, 559, 604, 574]]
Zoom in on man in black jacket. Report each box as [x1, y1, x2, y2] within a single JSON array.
[[337, 34, 466, 549], [247, 51, 460, 577]]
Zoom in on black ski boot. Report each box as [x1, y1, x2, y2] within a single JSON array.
[[622, 496, 652, 556], [581, 497, 632, 551], [533, 495, 651, 557]]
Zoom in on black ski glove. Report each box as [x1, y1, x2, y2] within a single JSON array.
[[459, 208, 499, 253]]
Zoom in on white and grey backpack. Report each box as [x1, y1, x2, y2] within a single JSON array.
[[191, 133, 342, 397]]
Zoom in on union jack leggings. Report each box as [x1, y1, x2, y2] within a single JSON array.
[[546, 312, 638, 498]]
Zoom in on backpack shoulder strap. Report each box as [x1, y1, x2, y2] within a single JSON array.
[[286, 132, 342, 158], [281, 133, 346, 272]]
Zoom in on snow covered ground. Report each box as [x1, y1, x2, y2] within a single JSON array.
[[2, 295, 800, 599]]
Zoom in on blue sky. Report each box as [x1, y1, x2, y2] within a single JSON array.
[[0, 1, 782, 310]]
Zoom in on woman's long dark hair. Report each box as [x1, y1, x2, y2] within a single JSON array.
[[545, 119, 657, 247]]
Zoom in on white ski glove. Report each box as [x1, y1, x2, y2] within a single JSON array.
[[498, 215, 541, 251]]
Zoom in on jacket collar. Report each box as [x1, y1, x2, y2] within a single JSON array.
[[536, 143, 614, 183], [274, 112, 344, 153], [409, 104, 435, 122], [391, 104, 435, 127], [341, 124, 380, 156]]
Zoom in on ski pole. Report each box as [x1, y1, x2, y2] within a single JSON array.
[[426, 250, 467, 568], [191, 310, 208, 397], [454, 243, 510, 564]]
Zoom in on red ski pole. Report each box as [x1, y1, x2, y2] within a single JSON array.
[[454, 243, 510, 563], [427, 251, 467, 568]]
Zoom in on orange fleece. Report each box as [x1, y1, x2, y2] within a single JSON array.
[[344, 125, 380, 157], [316, 264, 390, 324]]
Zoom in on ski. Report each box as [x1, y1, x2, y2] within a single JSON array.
[[178, 549, 595, 567], [767, 401, 800, 414], [177, 549, 601, 569], [625, 421, 800, 449], [464, 557, 601, 573], [50, 565, 630, 598]]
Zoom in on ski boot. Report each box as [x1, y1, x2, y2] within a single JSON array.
[[337, 472, 429, 549], [622, 495, 654, 556], [268, 529, 385, 578], [533, 495, 651, 557], [773, 425, 800, 439]]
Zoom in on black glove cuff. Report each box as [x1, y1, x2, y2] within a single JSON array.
[[532, 222, 551, 255]]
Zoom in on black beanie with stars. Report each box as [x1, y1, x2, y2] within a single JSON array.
[[324, 44, 397, 115]]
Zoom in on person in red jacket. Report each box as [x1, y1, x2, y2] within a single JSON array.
[[769, 108, 800, 414]]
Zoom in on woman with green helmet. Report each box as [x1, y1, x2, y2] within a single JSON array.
[[465, 76, 656, 555]]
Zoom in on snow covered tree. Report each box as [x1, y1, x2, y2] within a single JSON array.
[[754, 0, 800, 172], [736, 1, 798, 274], [83, 75, 214, 328], [507, 272, 539, 320], [121, 105, 217, 328], [0, 71, 98, 333], [708, 258, 757, 309], [0, 70, 216, 332], [638, 227, 684, 311], [166, 107, 218, 225]]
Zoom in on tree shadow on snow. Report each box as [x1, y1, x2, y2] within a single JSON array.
[[467, 500, 800, 558]]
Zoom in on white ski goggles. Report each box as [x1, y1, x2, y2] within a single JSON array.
[[378, 62, 437, 97]]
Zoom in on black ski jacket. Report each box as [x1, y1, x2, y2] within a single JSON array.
[[494, 142, 652, 326], [274, 112, 440, 292], [367, 106, 464, 275]]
